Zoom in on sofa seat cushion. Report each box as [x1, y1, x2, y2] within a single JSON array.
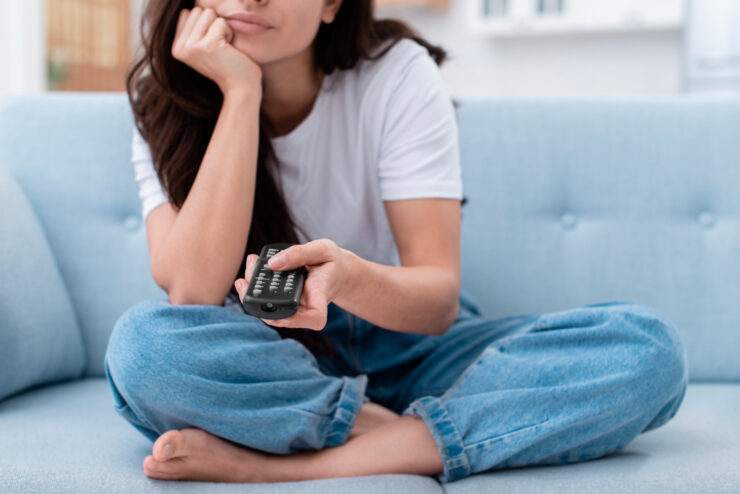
[[1, 380, 738, 493], [445, 383, 740, 494], [0, 378, 443, 493]]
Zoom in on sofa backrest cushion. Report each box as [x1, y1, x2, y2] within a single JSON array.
[[0, 166, 86, 401], [457, 96, 740, 382], [0, 93, 165, 378], [1, 93, 739, 382]]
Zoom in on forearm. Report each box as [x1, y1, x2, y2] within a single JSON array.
[[155, 90, 261, 305], [333, 249, 460, 335]]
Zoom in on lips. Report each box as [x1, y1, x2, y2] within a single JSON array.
[[227, 19, 271, 35], [225, 12, 273, 28]]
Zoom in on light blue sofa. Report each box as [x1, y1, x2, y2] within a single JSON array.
[[1, 92, 739, 493]]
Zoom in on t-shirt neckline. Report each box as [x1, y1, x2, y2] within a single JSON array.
[[269, 71, 332, 147]]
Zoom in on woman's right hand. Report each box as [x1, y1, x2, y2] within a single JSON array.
[[172, 6, 263, 97]]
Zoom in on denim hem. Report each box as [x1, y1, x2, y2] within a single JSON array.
[[404, 396, 471, 483], [324, 373, 369, 448]]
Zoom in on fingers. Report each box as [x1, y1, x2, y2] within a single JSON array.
[[260, 279, 328, 331], [175, 9, 188, 40], [245, 253, 258, 281], [264, 307, 326, 331], [206, 16, 235, 45], [234, 254, 258, 301], [172, 9, 190, 58], [187, 7, 217, 45], [179, 7, 202, 45], [267, 239, 335, 271]]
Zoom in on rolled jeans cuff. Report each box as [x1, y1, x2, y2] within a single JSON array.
[[403, 395, 471, 483], [324, 373, 369, 448]]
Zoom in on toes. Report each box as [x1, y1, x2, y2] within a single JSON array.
[[153, 429, 185, 461], [143, 460, 180, 480], [143, 454, 185, 475]]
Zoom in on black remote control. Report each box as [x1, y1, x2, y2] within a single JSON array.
[[241, 243, 307, 320]]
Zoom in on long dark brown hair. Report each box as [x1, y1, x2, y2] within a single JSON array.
[[126, 0, 462, 359]]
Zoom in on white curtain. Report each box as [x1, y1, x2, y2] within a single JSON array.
[[686, 0, 740, 91], [0, 0, 46, 103]]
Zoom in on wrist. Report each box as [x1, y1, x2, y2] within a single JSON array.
[[222, 86, 262, 108], [335, 248, 362, 307]]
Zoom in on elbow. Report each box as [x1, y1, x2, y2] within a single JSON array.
[[431, 279, 460, 336], [435, 298, 459, 336], [436, 270, 461, 335], [167, 288, 225, 307], [151, 254, 226, 306], [167, 289, 194, 306]]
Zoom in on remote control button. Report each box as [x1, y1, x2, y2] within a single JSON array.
[[253, 289, 262, 295]]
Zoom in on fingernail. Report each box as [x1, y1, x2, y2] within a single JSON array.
[[161, 443, 172, 460], [235, 280, 243, 291], [269, 254, 285, 268]]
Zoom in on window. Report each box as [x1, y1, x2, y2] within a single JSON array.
[[46, 0, 131, 91]]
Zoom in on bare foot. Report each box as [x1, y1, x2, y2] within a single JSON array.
[[143, 402, 401, 482], [143, 428, 269, 482]]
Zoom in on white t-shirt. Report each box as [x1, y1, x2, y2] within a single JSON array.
[[131, 38, 463, 268]]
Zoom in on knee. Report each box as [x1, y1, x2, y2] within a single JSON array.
[[104, 300, 173, 405], [607, 303, 688, 415], [105, 299, 168, 366]]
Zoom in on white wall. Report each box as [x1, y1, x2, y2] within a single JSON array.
[[0, 0, 699, 104], [0, 0, 46, 105], [377, 1, 685, 97]]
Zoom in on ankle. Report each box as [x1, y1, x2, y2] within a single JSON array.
[[349, 402, 401, 439]]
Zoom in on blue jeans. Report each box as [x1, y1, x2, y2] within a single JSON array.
[[103, 289, 688, 483]]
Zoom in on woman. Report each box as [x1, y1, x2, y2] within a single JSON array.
[[104, 0, 688, 484]]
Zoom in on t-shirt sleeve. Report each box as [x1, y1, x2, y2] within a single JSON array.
[[376, 46, 463, 201], [132, 125, 169, 221]]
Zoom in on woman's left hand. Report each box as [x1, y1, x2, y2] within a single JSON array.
[[233, 239, 353, 331]]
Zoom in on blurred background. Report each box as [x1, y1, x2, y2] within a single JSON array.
[[1, 0, 739, 103]]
